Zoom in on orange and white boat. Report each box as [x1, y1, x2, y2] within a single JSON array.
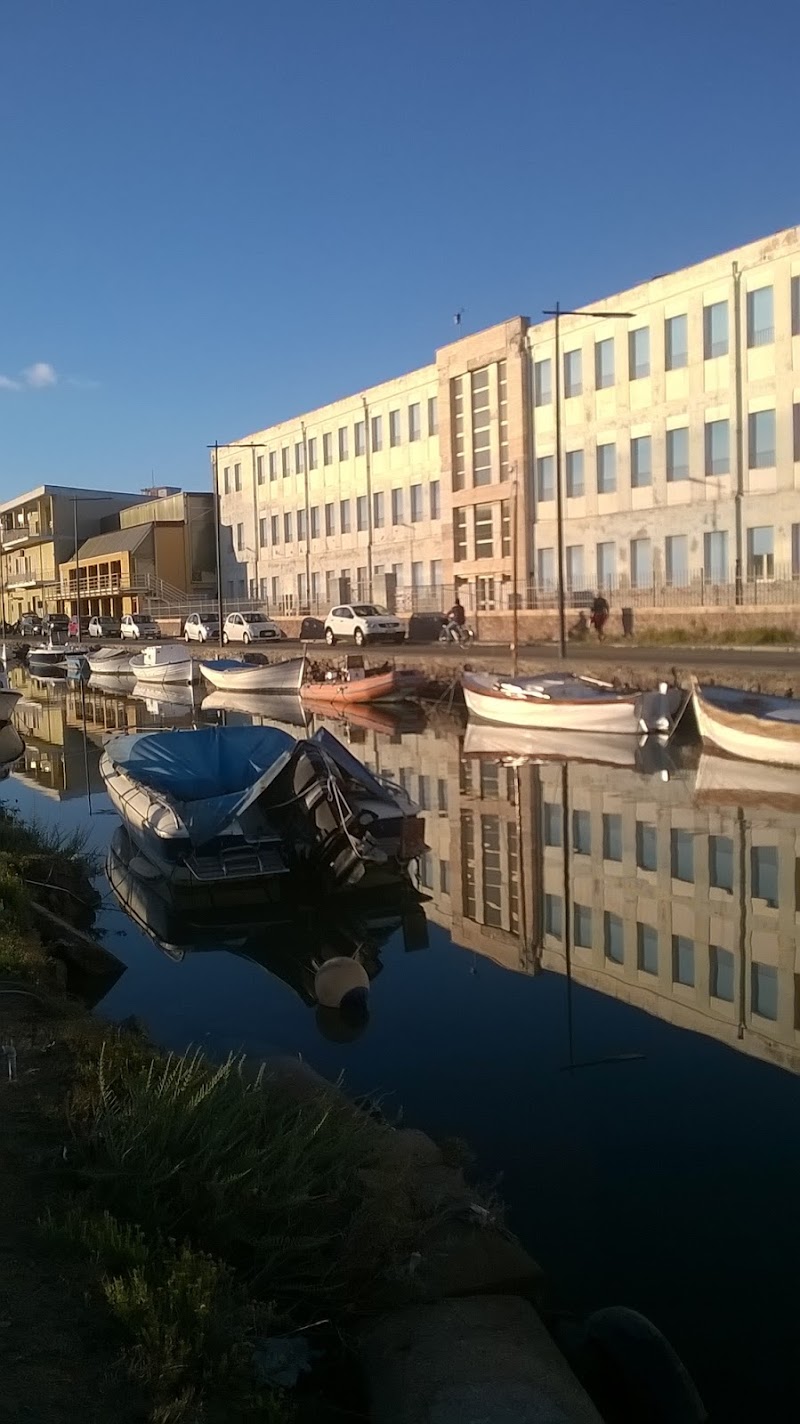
[[301, 658, 425, 708]]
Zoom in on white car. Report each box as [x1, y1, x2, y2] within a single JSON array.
[[120, 613, 160, 640], [184, 611, 220, 643], [324, 603, 406, 647], [222, 611, 282, 645]]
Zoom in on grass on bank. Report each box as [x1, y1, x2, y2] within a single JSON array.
[[631, 622, 797, 647]]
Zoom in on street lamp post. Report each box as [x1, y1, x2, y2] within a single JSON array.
[[542, 304, 635, 658]]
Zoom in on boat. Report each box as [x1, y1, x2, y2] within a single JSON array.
[[86, 646, 132, 676], [462, 671, 682, 735], [199, 656, 306, 694], [27, 644, 68, 675], [690, 677, 800, 767], [201, 690, 310, 729], [128, 645, 196, 685], [301, 660, 425, 708], [694, 752, 800, 812], [0, 667, 21, 721]]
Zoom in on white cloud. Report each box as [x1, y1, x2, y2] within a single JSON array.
[[23, 361, 58, 389], [0, 375, 21, 391]]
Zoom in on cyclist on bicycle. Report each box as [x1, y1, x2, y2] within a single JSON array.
[[444, 597, 466, 642]]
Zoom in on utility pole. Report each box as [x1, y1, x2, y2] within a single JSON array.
[[73, 498, 82, 635], [213, 441, 225, 650]]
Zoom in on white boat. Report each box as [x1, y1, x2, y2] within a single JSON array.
[[462, 671, 676, 735], [691, 678, 800, 767], [0, 667, 21, 721], [86, 646, 132, 676], [199, 656, 306, 694], [27, 645, 67, 674], [128, 645, 196, 686]]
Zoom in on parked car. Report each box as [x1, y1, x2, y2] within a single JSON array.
[[88, 615, 121, 639], [42, 613, 70, 639], [184, 611, 220, 643], [68, 615, 92, 639], [120, 613, 160, 640], [18, 614, 43, 638], [323, 604, 406, 647], [221, 612, 282, 645]]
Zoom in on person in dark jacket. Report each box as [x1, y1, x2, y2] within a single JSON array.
[[590, 592, 610, 640]]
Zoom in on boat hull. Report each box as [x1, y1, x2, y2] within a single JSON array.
[[692, 681, 800, 767], [87, 649, 132, 675], [301, 669, 424, 707], [129, 650, 196, 685], [462, 671, 641, 734], [200, 656, 306, 694]]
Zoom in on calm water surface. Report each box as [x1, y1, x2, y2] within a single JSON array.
[[5, 666, 800, 1423]]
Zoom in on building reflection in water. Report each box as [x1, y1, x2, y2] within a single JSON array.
[[11, 668, 800, 1076]]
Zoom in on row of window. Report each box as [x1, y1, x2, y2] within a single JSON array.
[[222, 399, 439, 493], [542, 897, 779, 1017], [534, 279, 800, 406], [535, 405, 800, 504], [543, 804, 780, 902], [240, 482, 442, 553], [536, 520, 797, 589]]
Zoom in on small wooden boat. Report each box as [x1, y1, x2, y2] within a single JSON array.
[[462, 671, 679, 735], [129, 645, 196, 686], [691, 677, 800, 767], [200, 656, 306, 695], [86, 647, 132, 676], [302, 662, 425, 708]]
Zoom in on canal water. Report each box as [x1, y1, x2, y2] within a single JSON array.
[[4, 665, 800, 1422]]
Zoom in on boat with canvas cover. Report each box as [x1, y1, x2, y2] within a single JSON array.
[[462, 671, 683, 734], [690, 677, 800, 767], [128, 645, 196, 685], [86, 646, 132, 676], [199, 656, 306, 694]]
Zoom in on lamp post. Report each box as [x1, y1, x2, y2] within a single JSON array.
[[542, 304, 635, 658]]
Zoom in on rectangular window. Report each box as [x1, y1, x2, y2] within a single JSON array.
[[259, 576, 268, 600], [792, 275, 800, 336], [430, 480, 440, 519], [629, 327, 650, 379], [270, 514, 279, 545], [271, 576, 279, 603], [234, 463, 241, 491], [354, 420, 366, 457], [534, 358, 552, 406], [372, 491, 384, 528], [223, 467, 230, 494], [637, 923, 659, 975], [704, 530, 728, 582], [430, 558, 442, 586], [665, 534, 688, 585], [452, 376, 465, 488], [537, 547, 555, 589], [710, 946, 734, 1002], [543, 801, 562, 846], [258, 516, 267, 548], [666, 427, 689, 481], [709, 834, 734, 892], [566, 544, 584, 590], [471, 367, 491, 486], [597, 540, 616, 586], [281, 447, 290, 478], [573, 808, 591, 855], [671, 828, 694, 882], [597, 441, 617, 494], [389, 409, 401, 447], [391, 488, 403, 525], [356, 566, 367, 598], [602, 812, 622, 862], [564, 349, 582, 398], [795, 403, 800, 461], [630, 537, 652, 588], [308, 437, 318, 470], [475, 504, 493, 560], [269, 451, 277, 481], [566, 449, 584, 498], [371, 414, 383, 451], [747, 286, 774, 347], [310, 506, 320, 539], [747, 525, 774, 580], [410, 484, 423, 522], [438, 778, 449, 813], [257, 454, 264, 485], [454, 506, 468, 561], [408, 403, 421, 441], [338, 427, 348, 461], [323, 432, 333, 466], [439, 858, 450, 893], [283, 511, 293, 543], [356, 495, 368, 532], [636, 821, 657, 871], [752, 963, 778, 1021], [544, 893, 563, 938], [236, 521, 244, 551], [536, 455, 555, 502], [574, 903, 592, 949], [595, 337, 614, 390], [339, 499, 351, 534], [748, 409, 776, 469], [752, 845, 779, 906], [428, 395, 438, 435], [665, 314, 688, 370], [296, 507, 306, 542], [672, 934, 695, 987], [604, 911, 625, 964], [325, 502, 335, 537], [705, 419, 730, 476], [704, 300, 728, 359], [631, 435, 652, 488], [295, 441, 305, 473]]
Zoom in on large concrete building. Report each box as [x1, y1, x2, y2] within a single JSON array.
[[217, 225, 800, 615]]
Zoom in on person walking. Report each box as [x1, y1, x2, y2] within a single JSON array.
[[590, 592, 610, 641]]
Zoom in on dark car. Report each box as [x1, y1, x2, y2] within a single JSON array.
[[42, 613, 70, 637], [18, 614, 43, 637]]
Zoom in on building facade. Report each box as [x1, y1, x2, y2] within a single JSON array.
[[216, 226, 800, 615]]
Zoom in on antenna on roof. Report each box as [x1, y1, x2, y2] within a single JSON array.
[[454, 308, 465, 329]]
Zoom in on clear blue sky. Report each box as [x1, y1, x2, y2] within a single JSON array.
[[2, 0, 798, 497]]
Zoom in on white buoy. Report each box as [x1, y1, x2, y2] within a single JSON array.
[[314, 957, 370, 1013]]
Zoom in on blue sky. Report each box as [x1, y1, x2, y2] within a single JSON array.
[[2, 0, 798, 497]]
